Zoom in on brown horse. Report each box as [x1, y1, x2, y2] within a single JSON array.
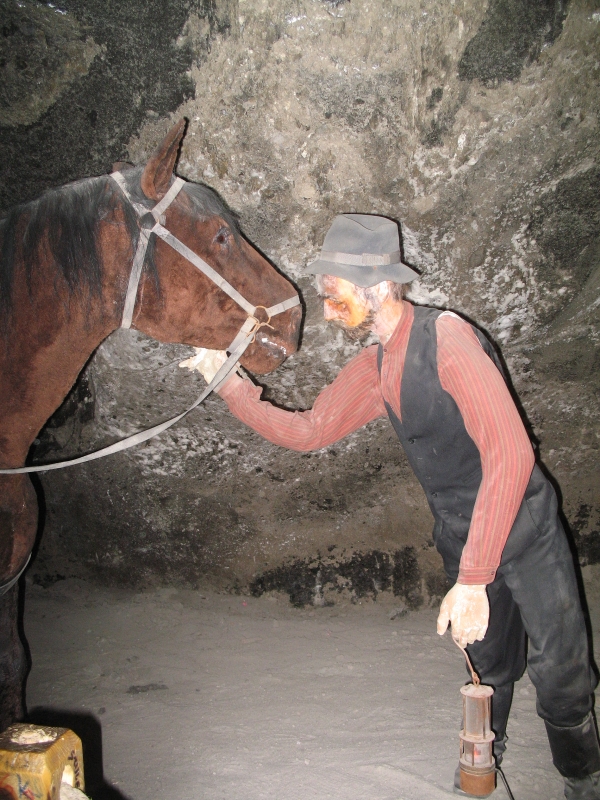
[[0, 120, 302, 729]]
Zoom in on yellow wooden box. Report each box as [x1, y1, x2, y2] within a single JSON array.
[[0, 723, 84, 800]]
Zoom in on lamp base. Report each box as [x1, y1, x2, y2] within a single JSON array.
[[455, 764, 496, 797]]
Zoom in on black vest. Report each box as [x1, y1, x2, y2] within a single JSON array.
[[379, 306, 557, 579]]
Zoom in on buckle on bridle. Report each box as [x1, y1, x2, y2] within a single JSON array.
[[248, 306, 275, 342]]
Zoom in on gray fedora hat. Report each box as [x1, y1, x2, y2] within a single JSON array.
[[307, 214, 419, 288]]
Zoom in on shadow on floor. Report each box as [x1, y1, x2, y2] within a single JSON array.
[[26, 707, 131, 800]]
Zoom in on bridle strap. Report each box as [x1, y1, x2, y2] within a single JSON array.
[[112, 172, 296, 325], [154, 225, 256, 317], [115, 175, 186, 328], [151, 177, 187, 218], [0, 172, 300, 475], [0, 332, 256, 475], [110, 171, 147, 216], [121, 227, 152, 329], [262, 295, 301, 318], [155, 226, 301, 321]]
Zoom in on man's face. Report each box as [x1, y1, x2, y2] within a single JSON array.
[[318, 275, 371, 328]]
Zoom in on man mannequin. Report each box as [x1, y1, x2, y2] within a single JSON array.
[[185, 214, 600, 798]]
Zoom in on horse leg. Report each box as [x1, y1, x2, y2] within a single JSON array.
[[0, 476, 38, 730], [0, 476, 38, 584], [0, 585, 26, 730]]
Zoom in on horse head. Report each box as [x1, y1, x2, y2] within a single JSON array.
[[124, 120, 302, 375]]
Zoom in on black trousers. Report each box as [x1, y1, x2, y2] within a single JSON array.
[[441, 510, 596, 732]]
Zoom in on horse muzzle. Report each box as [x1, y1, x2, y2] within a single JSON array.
[[241, 302, 302, 375]]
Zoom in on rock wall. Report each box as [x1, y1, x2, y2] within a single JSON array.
[[2, 0, 599, 606]]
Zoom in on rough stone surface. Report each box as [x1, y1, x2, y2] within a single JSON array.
[[1, 0, 598, 606], [0, 0, 103, 127], [0, 0, 232, 212]]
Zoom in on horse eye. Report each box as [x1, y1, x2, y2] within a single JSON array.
[[215, 228, 229, 246]]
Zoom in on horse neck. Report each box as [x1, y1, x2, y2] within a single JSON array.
[[0, 214, 131, 465]]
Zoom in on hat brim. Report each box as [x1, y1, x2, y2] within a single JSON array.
[[308, 258, 419, 288]]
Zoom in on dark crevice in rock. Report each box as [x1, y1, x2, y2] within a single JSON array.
[[458, 0, 570, 86], [249, 546, 425, 608], [528, 166, 600, 297], [572, 504, 600, 567], [391, 546, 423, 609], [31, 372, 96, 462], [0, 0, 234, 214]]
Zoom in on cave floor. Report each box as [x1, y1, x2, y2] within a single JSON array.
[[23, 579, 583, 800]]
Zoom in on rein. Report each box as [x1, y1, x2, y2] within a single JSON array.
[[0, 172, 299, 476]]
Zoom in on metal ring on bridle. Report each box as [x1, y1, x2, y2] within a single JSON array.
[[248, 306, 275, 342]]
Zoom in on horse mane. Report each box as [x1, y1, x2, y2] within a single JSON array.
[[0, 167, 239, 326], [0, 175, 139, 323]]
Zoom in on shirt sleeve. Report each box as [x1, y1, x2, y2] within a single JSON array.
[[217, 345, 387, 451], [436, 314, 535, 585]]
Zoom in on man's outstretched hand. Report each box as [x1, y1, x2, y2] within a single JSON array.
[[436, 583, 489, 648], [179, 348, 228, 383]]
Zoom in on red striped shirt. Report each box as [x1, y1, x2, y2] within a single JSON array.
[[219, 302, 534, 584]]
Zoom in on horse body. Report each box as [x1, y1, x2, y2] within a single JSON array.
[[0, 120, 301, 727]]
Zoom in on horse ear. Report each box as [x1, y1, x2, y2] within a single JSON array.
[[140, 119, 187, 200]]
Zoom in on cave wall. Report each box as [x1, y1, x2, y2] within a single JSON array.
[[2, 0, 599, 606]]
